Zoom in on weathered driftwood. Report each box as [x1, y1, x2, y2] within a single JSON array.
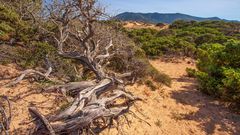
[[30, 78, 139, 134], [45, 81, 96, 96], [4, 0, 140, 134]]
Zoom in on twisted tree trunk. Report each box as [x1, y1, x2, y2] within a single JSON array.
[[30, 77, 139, 134], [4, 0, 141, 134]]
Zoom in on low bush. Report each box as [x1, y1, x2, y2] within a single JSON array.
[[195, 40, 240, 105], [125, 20, 240, 58]]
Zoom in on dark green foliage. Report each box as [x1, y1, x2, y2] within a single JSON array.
[[127, 28, 158, 44], [196, 40, 240, 104], [186, 68, 196, 78], [18, 42, 56, 67], [132, 45, 172, 86], [0, 4, 38, 42], [126, 20, 240, 57], [0, 4, 81, 82], [170, 20, 198, 29], [0, 5, 21, 40]]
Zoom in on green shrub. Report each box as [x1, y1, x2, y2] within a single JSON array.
[[0, 4, 36, 42], [18, 42, 56, 67], [221, 68, 240, 102], [126, 20, 240, 58], [145, 64, 172, 87], [195, 40, 240, 105]]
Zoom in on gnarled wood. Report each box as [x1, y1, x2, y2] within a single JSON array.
[[45, 81, 95, 94], [25, 0, 140, 134], [30, 83, 139, 134], [50, 79, 112, 121], [29, 107, 56, 135]]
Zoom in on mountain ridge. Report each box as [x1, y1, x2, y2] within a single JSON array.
[[115, 12, 238, 24]]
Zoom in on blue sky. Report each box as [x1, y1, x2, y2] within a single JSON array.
[[101, 0, 240, 20]]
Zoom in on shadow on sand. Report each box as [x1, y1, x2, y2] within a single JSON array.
[[171, 76, 240, 135]]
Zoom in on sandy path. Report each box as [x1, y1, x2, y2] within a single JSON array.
[[148, 58, 240, 135], [103, 58, 240, 135]]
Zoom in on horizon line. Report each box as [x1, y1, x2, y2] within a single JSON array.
[[116, 11, 240, 21]]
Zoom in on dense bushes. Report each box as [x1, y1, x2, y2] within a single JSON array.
[[0, 4, 82, 81], [195, 40, 240, 105], [126, 20, 240, 57], [0, 5, 22, 41], [125, 20, 240, 105], [0, 4, 37, 43]]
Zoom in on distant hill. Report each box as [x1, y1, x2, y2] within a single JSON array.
[[115, 12, 238, 24]]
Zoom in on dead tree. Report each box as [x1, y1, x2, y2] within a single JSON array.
[[26, 0, 140, 134]]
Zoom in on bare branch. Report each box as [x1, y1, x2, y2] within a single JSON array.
[[95, 39, 113, 61]]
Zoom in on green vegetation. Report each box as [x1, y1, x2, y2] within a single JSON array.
[[195, 40, 240, 105], [126, 20, 240, 106], [108, 42, 172, 86], [0, 3, 80, 81], [0, 5, 30, 42], [0, 3, 171, 86], [186, 68, 197, 78], [126, 20, 240, 57]]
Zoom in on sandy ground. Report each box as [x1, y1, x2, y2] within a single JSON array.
[[0, 58, 240, 135], [102, 58, 240, 135], [0, 65, 65, 134], [123, 21, 169, 30]]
